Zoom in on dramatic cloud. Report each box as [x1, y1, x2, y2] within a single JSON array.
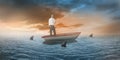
[[31, 23, 82, 30], [23, 6, 64, 24], [0, 0, 63, 22], [0, 0, 90, 26], [1, 0, 120, 23], [31, 24, 48, 30], [94, 21, 120, 34], [56, 23, 68, 28], [0, 0, 120, 34]]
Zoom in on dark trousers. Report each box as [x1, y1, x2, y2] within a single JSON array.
[[49, 25, 56, 36]]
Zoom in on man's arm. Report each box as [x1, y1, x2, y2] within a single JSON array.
[[54, 19, 56, 25]]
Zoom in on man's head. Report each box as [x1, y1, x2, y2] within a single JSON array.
[[51, 14, 54, 18]]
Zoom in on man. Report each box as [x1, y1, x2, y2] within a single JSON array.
[[48, 14, 56, 36]]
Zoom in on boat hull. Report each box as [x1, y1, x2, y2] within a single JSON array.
[[42, 32, 80, 41]]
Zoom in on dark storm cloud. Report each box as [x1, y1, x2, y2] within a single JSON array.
[[0, 0, 80, 10], [0, 0, 120, 24], [95, 2, 118, 11], [0, 0, 119, 11], [23, 6, 64, 24], [112, 15, 120, 20], [92, 0, 120, 20], [0, 0, 94, 25], [0, 0, 65, 24]]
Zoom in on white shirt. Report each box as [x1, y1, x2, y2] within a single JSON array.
[[48, 18, 56, 25]]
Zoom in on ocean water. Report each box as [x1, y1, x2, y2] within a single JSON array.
[[0, 35, 120, 60]]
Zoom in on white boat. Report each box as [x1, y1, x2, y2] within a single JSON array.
[[42, 32, 81, 41]]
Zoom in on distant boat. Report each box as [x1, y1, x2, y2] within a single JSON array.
[[42, 32, 81, 41]]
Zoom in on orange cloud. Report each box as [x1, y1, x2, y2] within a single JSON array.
[[30, 22, 83, 30], [56, 23, 68, 27], [71, 24, 83, 27], [93, 21, 120, 35]]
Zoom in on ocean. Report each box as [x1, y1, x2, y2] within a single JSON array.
[[0, 35, 120, 60]]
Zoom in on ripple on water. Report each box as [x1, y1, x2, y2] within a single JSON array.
[[0, 36, 120, 60]]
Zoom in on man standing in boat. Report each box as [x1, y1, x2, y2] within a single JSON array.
[[48, 14, 56, 36]]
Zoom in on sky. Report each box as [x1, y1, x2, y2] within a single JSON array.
[[0, 0, 120, 35]]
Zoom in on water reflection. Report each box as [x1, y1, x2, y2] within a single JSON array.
[[43, 39, 77, 45]]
